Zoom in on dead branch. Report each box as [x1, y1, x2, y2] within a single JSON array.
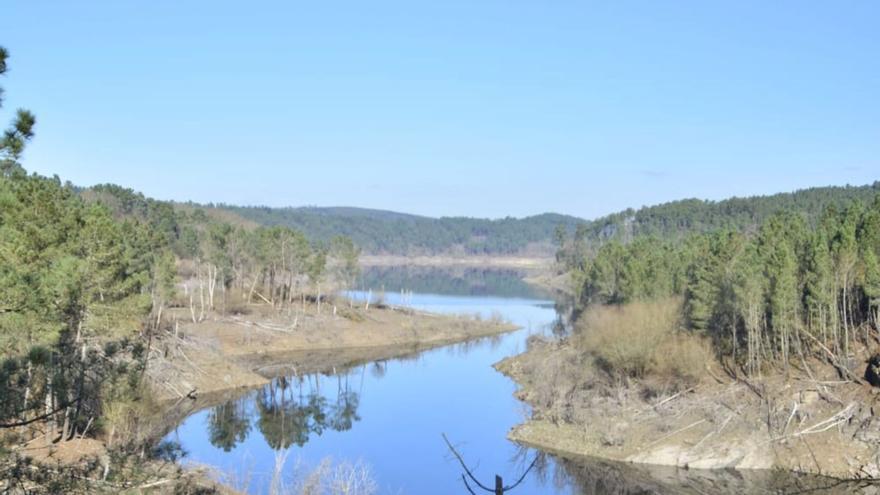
[[442, 433, 537, 494], [801, 331, 865, 385]]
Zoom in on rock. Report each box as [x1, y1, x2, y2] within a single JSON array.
[[628, 442, 773, 471]]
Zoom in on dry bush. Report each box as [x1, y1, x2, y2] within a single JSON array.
[[653, 333, 712, 386], [576, 298, 711, 386]]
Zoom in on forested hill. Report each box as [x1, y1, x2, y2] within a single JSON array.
[[208, 205, 583, 256], [206, 182, 880, 257], [583, 182, 880, 243]]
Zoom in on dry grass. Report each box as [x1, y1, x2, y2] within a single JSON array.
[[576, 298, 711, 386]]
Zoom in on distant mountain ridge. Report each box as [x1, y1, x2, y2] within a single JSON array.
[[209, 204, 582, 256], [202, 181, 879, 257]]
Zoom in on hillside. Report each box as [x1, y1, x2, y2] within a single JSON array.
[[584, 182, 880, 242], [200, 182, 880, 257], [209, 204, 583, 256]]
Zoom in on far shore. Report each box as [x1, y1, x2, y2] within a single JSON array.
[[359, 254, 554, 269]]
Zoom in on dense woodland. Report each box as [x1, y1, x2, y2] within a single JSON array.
[[558, 193, 880, 378], [584, 183, 880, 242], [212, 205, 583, 256]]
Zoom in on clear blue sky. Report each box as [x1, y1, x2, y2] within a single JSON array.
[[3, 1, 878, 219]]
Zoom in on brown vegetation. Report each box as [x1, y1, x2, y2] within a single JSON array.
[[575, 298, 711, 388]]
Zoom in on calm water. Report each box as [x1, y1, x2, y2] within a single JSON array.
[[166, 268, 869, 494]]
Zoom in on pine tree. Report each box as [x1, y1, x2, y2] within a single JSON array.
[[0, 46, 35, 169]]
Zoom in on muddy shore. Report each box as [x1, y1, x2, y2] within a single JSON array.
[[496, 336, 880, 480]]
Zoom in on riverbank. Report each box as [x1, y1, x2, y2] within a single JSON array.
[[497, 335, 880, 480], [149, 298, 515, 402], [138, 297, 517, 453]]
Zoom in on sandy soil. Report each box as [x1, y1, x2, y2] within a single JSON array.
[[496, 335, 880, 480]]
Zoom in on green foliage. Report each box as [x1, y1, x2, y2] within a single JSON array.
[[557, 182, 880, 271], [210, 205, 584, 256], [0, 46, 36, 166], [80, 182, 357, 306], [330, 235, 361, 290], [0, 169, 158, 436], [573, 194, 880, 375]]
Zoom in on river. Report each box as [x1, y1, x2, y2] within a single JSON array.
[[165, 267, 866, 494]]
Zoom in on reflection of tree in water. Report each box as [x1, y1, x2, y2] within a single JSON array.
[[253, 373, 363, 451], [329, 378, 360, 432], [360, 266, 543, 299], [550, 298, 576, 338], [446, 333, 505, 357], [370, 360, 387, 379], [207, 398, 252, 452]]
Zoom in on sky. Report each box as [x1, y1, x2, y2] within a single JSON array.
[[2, 1, 878, 219]]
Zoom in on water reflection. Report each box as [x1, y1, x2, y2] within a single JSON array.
[[206, 372, 363, 453], [545, 452, 878, 495], [444, 333, 506, 357], [359, 266, 549, 299], [207, 399, 251, 452]]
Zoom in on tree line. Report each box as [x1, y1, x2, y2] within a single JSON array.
[[553, 183, 880, 269], [559, 196, 880, 377], [212, 183, 880, 258], [212, 205, 584, 256]]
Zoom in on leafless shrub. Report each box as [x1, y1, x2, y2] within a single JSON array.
[[489, 310, 506, 324], [325, 459, 377, 495], [298, 458, 330, 495], [576, 298, 711, 386], [238, 456, 378, 495], [653, 333, 712, 386]]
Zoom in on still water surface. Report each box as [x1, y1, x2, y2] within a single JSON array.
[[167, 268, 869, 494]]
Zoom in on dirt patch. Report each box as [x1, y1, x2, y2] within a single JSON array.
[[22, 438, 107, 466], [497, 335, 880, 479]]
